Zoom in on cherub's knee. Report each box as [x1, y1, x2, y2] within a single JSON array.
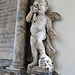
[[35, 37, 41, 43]]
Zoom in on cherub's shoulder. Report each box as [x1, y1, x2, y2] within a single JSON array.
[[45, 16, 51, 22], [45, 16, 51, 20]]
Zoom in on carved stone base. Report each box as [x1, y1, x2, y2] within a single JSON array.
[[27, 66, 58, 75], [0, 67, 58, 75], [9, 65, 24, 70], [6, 67, 20, 71], [6, 62, 25, 70], [0, 67, 26, 75], [5, 72, 14, 75]]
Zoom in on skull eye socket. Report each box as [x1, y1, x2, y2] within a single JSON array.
[[41, 61, 44, 64], [41, 57, 44, 59], [36, 4, 39, 7], [46, 60, 50, 63]]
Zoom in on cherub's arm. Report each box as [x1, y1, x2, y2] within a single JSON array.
[[26, 11, 33, 23], [46, 17, 57, 38], [26, 5, 38, 23], [26, 5, 35, 23]]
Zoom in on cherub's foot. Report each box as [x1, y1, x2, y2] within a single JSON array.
[[27, 62, 37, 69]]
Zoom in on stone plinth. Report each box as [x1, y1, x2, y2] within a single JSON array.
[[0, 68, 58, 75], [27, 66, 58, 75], [0, 66, 58, 75]]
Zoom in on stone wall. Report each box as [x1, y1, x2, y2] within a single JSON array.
[[0, 0, 17, 59]]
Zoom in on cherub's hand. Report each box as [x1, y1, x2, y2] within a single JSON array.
[[49, 28, 57, 38], [30, 5, 38, 13]]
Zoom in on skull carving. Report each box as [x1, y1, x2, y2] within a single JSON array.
[[39, 54, 54, 72]]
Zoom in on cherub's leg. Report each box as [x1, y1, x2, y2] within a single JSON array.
[[35, 38, 45, 54], [28, 36, 38, 69], [34, 32, 46, 55]]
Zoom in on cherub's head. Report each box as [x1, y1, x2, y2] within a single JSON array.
[[33, 0, 48, 14]]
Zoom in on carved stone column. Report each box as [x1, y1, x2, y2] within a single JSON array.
[[10, 0, 28, 69]]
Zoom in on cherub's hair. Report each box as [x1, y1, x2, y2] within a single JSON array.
[[45, 0, 48, 7], [45, 0, 49, 11], [33, 0, 49, 12]]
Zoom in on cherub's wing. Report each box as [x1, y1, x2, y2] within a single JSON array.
[[49, 12, 61, 20], [44, 12, 61, 61]]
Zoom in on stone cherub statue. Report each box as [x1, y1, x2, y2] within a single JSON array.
[[26, 0, 61, 72]]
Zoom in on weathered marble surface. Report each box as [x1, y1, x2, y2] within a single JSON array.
[[0, 0, 17, 59]]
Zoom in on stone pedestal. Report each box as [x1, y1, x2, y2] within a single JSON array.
[[27, 66, 51, 74], [0, 67, 58, 75], [27, 66, 58, 75], [10, 0, 28, 69]]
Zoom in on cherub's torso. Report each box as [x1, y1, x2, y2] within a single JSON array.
[[30, 15, 48, 35]]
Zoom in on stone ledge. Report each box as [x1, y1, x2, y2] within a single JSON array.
[[0, 68, 58, 75], [0, 68, 25, 75], [0, 59, 12, 68]]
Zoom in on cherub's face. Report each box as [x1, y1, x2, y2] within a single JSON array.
[[33, 0, 48, 14]]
